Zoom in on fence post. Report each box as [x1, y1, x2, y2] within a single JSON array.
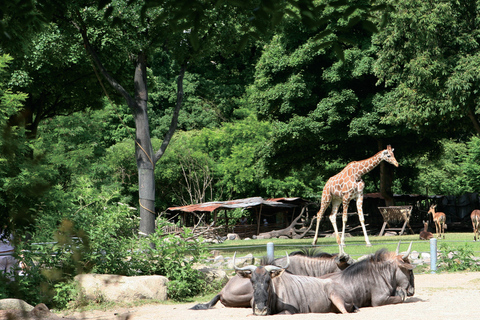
[[430, 237, 437, 273], [267, 242, 274, 261]]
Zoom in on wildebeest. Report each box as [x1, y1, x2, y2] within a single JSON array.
[[235, 242, 414, 316], [471, 210, 480, 241], [190, 248, 353, 310], [234, 253, 355, 315], [322, 242, 415, 308]]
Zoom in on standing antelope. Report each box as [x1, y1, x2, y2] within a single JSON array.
[[427, 205, 446, 239], [471, 210, 480, 241]]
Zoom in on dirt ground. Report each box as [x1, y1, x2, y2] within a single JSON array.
[[64, 271, 480, 320]]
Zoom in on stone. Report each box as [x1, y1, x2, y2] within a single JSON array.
[[226, 233, 240, 241], [0, 299, 34, 311], [410, 251, 420, 260], [0, 303, 76, 320], [195, 267, 228, 284], [75, 274, 168, 303], [227, 253, 254, 269]]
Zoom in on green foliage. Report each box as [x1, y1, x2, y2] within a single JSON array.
[[141, 225, 207, 300], [0, 53, 54, 231], [438, 243, 480, 272], [52, 280, 80, 310], [374, 0, 480, 136]]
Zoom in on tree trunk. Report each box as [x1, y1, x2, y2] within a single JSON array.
[[467, 106, 480, 135], [134, 52, 156, 236], [378, 142, 395, 206]]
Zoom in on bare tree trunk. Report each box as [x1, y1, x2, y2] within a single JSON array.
[[467, 107, 480, 135], [378, 141, 395, 206], [134, 52, 156, 236]]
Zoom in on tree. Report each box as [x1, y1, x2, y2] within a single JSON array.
[[0, 54, 51, 231], [2, 0, 394, 235], [374, 0, 480, 136], [246, 3, 430, 205], [66, 0, 266, 235]]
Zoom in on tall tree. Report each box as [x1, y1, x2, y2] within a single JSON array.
[[2, 0, 393, 234], [374, 0, 480, 136], [68, 0, 262, 235], [247, 3, 427, 204]]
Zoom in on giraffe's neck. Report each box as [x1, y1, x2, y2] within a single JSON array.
[[351, 150, 384, 178]]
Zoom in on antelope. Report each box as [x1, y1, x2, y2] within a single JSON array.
[[427, 205, 446, 239], [419, 220, 433, 240], [471, 210, 480, 241]]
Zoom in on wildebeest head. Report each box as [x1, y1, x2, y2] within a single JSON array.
[[394, 241, 415, 297], [234, 252, 290, 316]]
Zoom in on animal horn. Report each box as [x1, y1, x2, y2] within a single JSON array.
[[396, 241, 401, 255], [402, 241, 413, 259], [264, 265, 283, 272], [232, 252, 257, 272]]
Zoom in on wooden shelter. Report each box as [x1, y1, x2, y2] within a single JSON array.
[[165, 197, 309, 236]]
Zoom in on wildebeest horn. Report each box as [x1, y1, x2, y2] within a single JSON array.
[[232, 252, 257, 272], [264, 252, 290, 272], [402, 241, 413, 259], [396, 241, 401, 255]]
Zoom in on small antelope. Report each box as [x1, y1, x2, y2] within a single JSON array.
[[471, 210, 480, 241], [419, 220, 433, 240], [427, 205, 446, 239]]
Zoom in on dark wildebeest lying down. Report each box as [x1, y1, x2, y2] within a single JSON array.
[[190, 248, 353, 310], [322, 242, 415, 308], [234, 242, 414, 316]]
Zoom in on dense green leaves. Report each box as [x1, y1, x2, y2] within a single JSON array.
[[374, 0, 480, 135]]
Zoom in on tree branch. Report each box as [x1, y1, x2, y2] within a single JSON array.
[[154, 64, 186, 163], [71, 13, 136, 109]]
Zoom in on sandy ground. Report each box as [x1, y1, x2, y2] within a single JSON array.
[[64, 271, 480, 320]]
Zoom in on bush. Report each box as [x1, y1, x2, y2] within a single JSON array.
[[438, 243, 480, 272]]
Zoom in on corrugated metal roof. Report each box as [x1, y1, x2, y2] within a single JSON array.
[[167, 197, 298, 213]]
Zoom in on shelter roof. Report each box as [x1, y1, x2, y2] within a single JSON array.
[[166, 197, 299, 214]]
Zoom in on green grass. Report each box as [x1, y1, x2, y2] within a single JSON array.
[[206, 233, 480, 260]]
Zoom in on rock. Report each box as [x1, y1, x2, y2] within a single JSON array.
[[209, 250, 221, 257], [75, 274, 168, 303], [195, 267, 228, 284], [226, 233, 240, 241], [0, 303, 75, 320], [227, 253, 254, 269], [0, 299, 34, 311], [214, 255, 224, 263], [410, 251, 420, 260]]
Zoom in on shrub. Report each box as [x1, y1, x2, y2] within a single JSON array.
[[438, 243, 480, 272]]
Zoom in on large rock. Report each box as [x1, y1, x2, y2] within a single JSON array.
[[194, 266, 229, 284], [0, 303, 75, 320], [0, 299, 34, 311], [75, 274, 168, 303], [227, 253, 255, 269]]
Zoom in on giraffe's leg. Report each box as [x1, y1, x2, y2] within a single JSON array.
[[340, 198, 350, 247], [356, 196, 372, 247], [329, 200, 342, 246], [312, 195, 331, 245]]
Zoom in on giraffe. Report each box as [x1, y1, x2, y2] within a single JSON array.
[[312, 145, 399, 248]]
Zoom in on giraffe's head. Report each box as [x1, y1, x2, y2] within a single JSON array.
[[381, 145, 399, 167]]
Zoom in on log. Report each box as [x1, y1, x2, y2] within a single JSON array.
[[257, 207, 312, 239]]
